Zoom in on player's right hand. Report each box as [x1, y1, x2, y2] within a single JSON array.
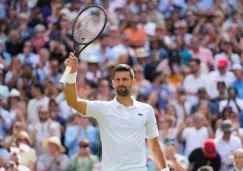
[[64, 52, 78, 74]]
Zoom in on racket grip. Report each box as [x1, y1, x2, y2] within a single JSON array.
[[59, 66, 72, 84]]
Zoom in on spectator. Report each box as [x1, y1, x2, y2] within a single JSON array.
[[132, 64, 151, 97], [4, 57, 22, 89], [4, 120, 25, 151], [209, 58, 235, 98], [68, 139, 99, 171], [36, 48, 50, 84], [37, 136, 69, 171], [230, 148, 243, 171], [211, 82, 227, 106], [0, 66, 9, 101], [189, 138, 221, 171], [27, 82, 49, 123], [96, 79, 113, 101], [7, 89, 21, 122], [17, 40, 40, 69], [177, 115, 213, 157], [219, 87, 243, 113], [183, 58, 212, 105], [189, 36, 214, 71], [14, 131, 37, 170], [215, 120, 242, 171], [145, 71, 173, 111], [123, 16, 147, 48], [0, 137, 8, 160], [174, 20, 192, 46], [158, 115, 178, 144], [65, 113, 97, 158], [172, 87, 191, 121], [164, 138, 189, 171], [28, 106, 61, 155], [190, 87, 218, 117], [48, 58, 62, 86], [231, 64, 243, 99], [214, 40, 240, 70], [0, 95, 11, 140]]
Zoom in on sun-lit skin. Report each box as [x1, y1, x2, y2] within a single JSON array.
[[112, 71, 136, 107], [112, 71, 136, 97]]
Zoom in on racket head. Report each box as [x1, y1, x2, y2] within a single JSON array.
[[72, 5, 107, 46]]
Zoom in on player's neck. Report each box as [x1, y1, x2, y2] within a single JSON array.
[[116, 96, 133, 108]]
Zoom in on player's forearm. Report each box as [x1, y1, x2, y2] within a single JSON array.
[[65, 83, 79, 109], [150, 142, 167, 170]]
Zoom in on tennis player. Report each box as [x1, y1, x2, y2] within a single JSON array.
[[64, 52, 169, 171]]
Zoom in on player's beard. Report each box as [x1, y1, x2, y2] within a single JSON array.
[[116, 86, 129, 97]]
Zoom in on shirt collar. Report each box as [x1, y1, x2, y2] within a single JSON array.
[[112, 96, 139, 108]]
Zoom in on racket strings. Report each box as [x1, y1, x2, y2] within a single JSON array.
[[73, 8, 106, 44]]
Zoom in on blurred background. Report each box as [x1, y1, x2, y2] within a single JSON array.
[[0, 0, 242, 171]]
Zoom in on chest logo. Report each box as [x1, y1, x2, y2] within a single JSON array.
[[138, 113, 143, 116]]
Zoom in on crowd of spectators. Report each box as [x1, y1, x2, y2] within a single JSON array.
[[0, 0, 242, 170]]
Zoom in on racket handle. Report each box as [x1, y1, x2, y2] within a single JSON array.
[[59, 66, 72, 84]]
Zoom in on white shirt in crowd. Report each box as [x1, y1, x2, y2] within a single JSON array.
[[27, 96, 49, 123], [215, 136, 242, 166], [28, 120, 61, 156], [182, 126, 209, 157], [215, 128, 243, 139], [172, 100, 192, 122], [219, 98, 243, 113], [209, 70, 235, 98], [86, 97, 158, 171], [183, 73, 213, 105]]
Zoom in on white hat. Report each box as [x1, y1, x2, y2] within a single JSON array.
[[9, 89, 20, 97], [135, 48, 149, 58], [42, 136, 66, 153], [232, 64, 243, 70]]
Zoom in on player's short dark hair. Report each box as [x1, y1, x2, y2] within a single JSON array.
[[113, 64, 134, 79]]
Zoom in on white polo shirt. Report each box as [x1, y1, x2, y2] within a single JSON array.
[[86, 97, 159, 171]]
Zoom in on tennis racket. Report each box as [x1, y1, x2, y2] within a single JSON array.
[[59, 5, 107, 84]]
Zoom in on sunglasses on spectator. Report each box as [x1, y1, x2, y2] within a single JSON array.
[[79, 144, 89, 148]]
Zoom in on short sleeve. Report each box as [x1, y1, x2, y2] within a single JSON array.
[[86, 101, 107, 121], [146, 106, 159, 139]]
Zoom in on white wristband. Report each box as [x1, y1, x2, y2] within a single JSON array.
[[65, 72, 77, 84], [161, 168, 170, 171]]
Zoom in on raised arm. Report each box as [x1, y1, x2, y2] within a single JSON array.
[[64, 52, 87, 115]]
